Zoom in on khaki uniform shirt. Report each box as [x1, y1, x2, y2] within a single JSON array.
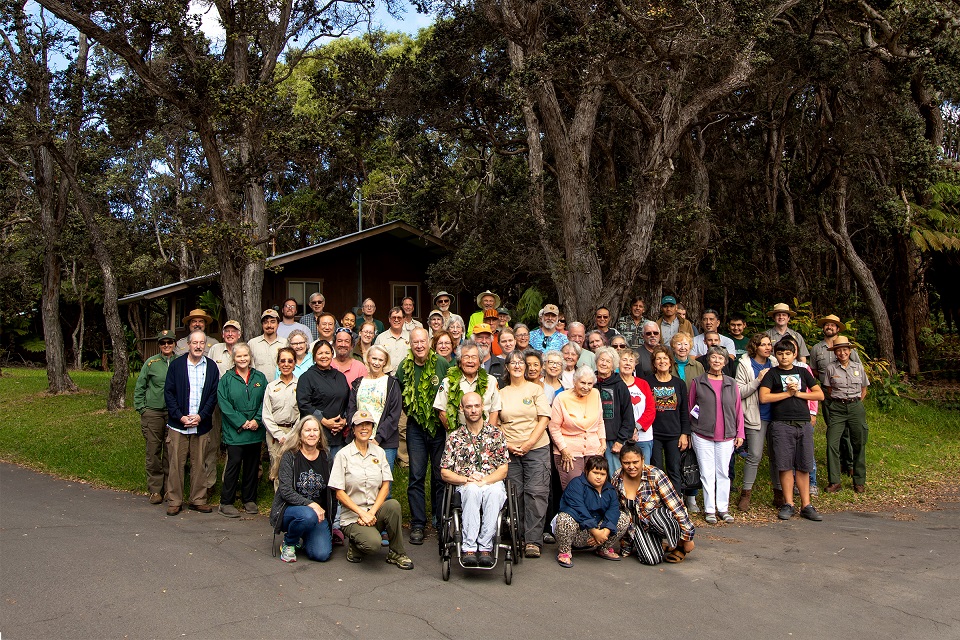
[[208, 343, 235, 376], [373, 330, 410, 374], [824, 361, 870, 400], [248, 334, 287, 383], [262, 377, 300, 443], [810, 340, 861, 384], [329, 441, 393, 527], [433, 372, 502, 427]]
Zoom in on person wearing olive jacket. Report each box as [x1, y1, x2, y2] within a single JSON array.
[[134, 330, 176, 505], [217, 342, 268, 517]]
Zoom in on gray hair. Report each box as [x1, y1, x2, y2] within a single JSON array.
[[447, 318, 465, 332], [543, 349, 563, 364], [594, 346, 620, 371], [460, 339, 479, 356], [572, 365, 597, 384], [585, 330, 606, 347], [705, 345, 729, 360], [366, 345, 391, 370], [642, 320, 659, 332], [287, 329, 310, 345], [512, 322, 529, 334], [561, 341, 582, 356], [188, 330, 207, 344], [567, 321, 586, 332]]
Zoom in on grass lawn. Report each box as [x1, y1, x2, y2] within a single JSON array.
[[1, 367, 957, 521]]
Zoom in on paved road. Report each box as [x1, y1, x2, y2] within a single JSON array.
[[1, 463, 958, 640]]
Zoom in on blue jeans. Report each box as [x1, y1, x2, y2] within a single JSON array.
[[383, 447, 398, 498], [605, 442, 622, 475], [636, 440, 653, 464], [329, 444, 343, 530], [406, 418, 446, 529], [282, 506, 332, 562]]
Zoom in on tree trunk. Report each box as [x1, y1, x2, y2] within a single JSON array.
[[817, 172, 896, 369]]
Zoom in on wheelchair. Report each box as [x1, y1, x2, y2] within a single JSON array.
[[438, 478, 523, 584]]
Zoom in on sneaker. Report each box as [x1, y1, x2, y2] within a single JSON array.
[[719, 511, 735, 523], [219, 504, 241, 518], [542, 532, 556, 545], [478, 551, 495, 567], [461, 551, 479, 567], [279, 543, 297, 563], [704, 513, 718, 524], [346, 540, 363, 563], [595, 547, 621, 561], [810, 485, 820, 497], [685, 496, 701, 514], [409, 526, 425, 545], [243, 501, 258, 515], [331, 528, 345, 546], [386, 550, 414, 570], [778, 504, 796, 520], [800, 505, 823, 521]]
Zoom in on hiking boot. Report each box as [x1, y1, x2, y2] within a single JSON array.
[[736, 489, 752, 512], [409, 526, 425, 545], [461, 551, 479, 567], [149, 493, 163, 505], [386, 550, 414, 570], [346, 540, 363, 563]]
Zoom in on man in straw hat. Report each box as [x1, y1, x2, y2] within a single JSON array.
[[822, 336, 870, 494], [174, 309, 220, 357], [468, 290, 500, 338], [764, 303, 809, 363], [810, 314, 861, 476]]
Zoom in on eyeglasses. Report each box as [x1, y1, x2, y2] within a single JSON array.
[[289, 340, 307, 347], [436, 298, 450, 304], [595, 314, 609, 319], [158, 341, 175, 346]]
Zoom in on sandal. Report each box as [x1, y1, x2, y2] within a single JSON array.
[[664, 547, 688, 564], [596, 546, 621, 561], [556, 552, 573, 568]]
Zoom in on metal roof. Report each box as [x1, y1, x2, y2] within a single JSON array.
[[119, 221, 449, 303]]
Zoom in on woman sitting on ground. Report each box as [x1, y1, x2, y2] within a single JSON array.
[[553, 455, 631, 568], [613, 442, 695, 564], [329, 411, 414, 570], [269, 415, 333, 563]]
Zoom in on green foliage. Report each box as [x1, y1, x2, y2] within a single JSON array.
[[514, 287, 546, 326], [197, 290, 224, 328]]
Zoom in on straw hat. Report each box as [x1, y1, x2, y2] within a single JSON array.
[[827, 335, 855, 351], [182, 308, 214, 326], [767, 303, 796, 318], [475, 290, 501, 308], [817, 314, 843, 329]]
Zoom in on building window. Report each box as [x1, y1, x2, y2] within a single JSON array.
[[391, 282, 420, 317], [288, 280, 323, 315]]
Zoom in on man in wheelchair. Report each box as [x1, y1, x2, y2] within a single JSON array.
[[440, 392, 510, 567]]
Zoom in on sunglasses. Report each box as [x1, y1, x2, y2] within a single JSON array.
[[644, 331, 660, 336], [612, 344, 627, 349], [335, 327, 353, 335], [158, 341, 175, 346]]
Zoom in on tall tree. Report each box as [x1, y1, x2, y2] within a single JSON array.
[[36, 0, 392, 333], [0, 3, 79, 393]]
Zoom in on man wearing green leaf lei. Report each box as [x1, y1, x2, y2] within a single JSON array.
[[434, 341, 501, 432], [396, 328, 450, 544]]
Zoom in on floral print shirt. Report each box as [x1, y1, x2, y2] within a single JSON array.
[[441, 423, 509, 478]]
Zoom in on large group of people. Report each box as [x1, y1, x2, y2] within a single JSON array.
[[134, 292, 871, 571]]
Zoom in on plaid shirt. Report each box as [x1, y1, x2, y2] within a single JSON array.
[[441, 423, 508, 478], [299, 313, 321, 341], [612, 466, 695, 541]]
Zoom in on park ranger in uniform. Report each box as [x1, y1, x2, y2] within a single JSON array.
[[133, 330, 176, 505]]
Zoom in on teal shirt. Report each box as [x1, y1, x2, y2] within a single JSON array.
[[217, 369, 268, 446]]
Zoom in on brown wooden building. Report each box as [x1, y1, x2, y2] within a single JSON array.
[[121, 221, 453, 355]]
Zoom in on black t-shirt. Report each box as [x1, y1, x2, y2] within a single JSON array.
[[294, 450, 328, 502], [759, 365, 818, 422]]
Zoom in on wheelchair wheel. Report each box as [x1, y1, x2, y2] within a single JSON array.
[[506, 483, 523, 565], [504, 559, 513, 585], [441, 557, 451, 581]]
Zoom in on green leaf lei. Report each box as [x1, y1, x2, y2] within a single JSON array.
[[444, 366, 488, 430], [400, 351, 441, 435]]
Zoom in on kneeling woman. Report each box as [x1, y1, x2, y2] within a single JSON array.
[[613, 442, 695, 564], [553, 456, 631, 568], [269, 415, 333, 563], [329, 411, 414, 570]]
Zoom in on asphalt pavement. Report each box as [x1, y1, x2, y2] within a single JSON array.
[[1, 462, 958, 640]]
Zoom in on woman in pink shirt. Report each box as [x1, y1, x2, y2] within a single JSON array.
[[548, 366, 606, 490]]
